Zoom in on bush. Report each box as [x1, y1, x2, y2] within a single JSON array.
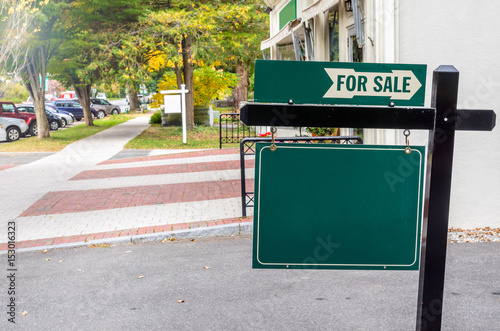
[[1, 83, 29, 103], [152, 67, 239, 107], [150, 111, 161, 124]]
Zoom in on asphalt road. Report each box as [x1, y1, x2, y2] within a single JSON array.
[[3, 236, 499, 330]]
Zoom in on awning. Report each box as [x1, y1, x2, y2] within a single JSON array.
[[261, 18, 303, 50], [302, 0, 339, 22]]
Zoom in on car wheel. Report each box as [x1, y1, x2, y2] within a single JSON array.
[[111, 109, 119, 115], [76, 117, 82, 121], [6, 127, 21, 142], [98, 110, 105, 119], [61, 118, 67, 127], [50, 120, 59, 131], [91, 113, 95, 120], [29, 122, 37, 136]]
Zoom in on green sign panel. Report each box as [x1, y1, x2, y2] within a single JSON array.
[[254, 60, 427, 107], [253, 143, 425, 270]]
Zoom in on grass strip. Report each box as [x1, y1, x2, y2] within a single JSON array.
[[0, 114, 142, 152], [125, 124, 239, 149]]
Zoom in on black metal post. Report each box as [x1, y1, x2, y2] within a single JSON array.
[[240, 140, 247, 217], [416, 66, 459, 330], [219, 115, 223, 149]]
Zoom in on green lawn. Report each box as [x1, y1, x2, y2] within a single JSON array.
[[0, 114, 142, 152], [125, 124, 230, 149]]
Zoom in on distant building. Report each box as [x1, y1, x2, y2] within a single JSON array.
[[260, 0, 499, 228]]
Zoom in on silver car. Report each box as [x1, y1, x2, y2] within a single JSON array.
[[90, 98, 121, 118], [46, 105, 74, 127], [0, 117, 29, 141]]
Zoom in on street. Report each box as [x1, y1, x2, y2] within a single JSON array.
[[3, 236, 499, 330]]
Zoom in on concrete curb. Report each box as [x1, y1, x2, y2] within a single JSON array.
[[9, 222, 254, 254]]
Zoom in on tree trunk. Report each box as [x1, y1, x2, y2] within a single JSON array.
[[174, 63, 183, 89], [129, 84, 141, 111], [75, 84, 94, 126], [24, 46, 50, 138], [233, 61, 249, 112], [182, 36, 194, 130]]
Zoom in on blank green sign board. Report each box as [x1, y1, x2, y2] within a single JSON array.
[[253, 143, 425, 270]]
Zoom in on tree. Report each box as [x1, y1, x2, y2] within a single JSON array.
[[49, 34, 97, 126], [0, 0, 36, 97], [153, 66, 238, 107], [49, 0, 145, 123], [19, 0, 74, 138], [209, 1, 268, 111], [144, 0, 268, 116]]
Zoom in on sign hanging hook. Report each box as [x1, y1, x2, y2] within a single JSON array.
[[404, 129, 412, 154], [270, 127, 277, 151]]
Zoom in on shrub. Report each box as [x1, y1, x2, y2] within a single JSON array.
[[150, 111, 161, 124], [151, 67, 239, 107]]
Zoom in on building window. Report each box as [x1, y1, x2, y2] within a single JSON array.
[[277, 44, 296, 61], [348, 26, 363, 62], [329, 11, 339, 62]]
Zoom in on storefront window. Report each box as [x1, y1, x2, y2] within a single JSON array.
[[329, 11, 339, 62]]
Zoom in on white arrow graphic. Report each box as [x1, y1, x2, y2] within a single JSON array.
[[324, 69, 422, 100]]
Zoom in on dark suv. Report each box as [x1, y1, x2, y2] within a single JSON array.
[[50, 101, 98, 121]]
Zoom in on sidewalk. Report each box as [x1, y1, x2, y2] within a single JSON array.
[[0, 116, 253, 251]]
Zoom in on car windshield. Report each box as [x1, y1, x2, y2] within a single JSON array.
[[45, 108, 56, 114], [46, 106, 59, 113]]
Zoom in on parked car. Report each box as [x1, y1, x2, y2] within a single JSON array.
[[49, 101, 98, 121], [17, 103, 74, 128], [96, 92, 107, 99], [0, 117, 29, 142], [0, 101, 37, 136], [15, 104, 62, 132], [90, 98, 120, 118], [46, 105, 75, 127]]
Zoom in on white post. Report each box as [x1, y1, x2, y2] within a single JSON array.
[[209, 103, 214, 126], [160, 86, 188, 144], [180, 84, 187, 144]]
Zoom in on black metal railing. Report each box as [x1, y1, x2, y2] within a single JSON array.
[[219, 113, 261, 149], [240, 136, 363, 217]]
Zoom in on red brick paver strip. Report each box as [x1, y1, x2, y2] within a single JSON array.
[[0, 216, 253, 251], [99, 148, 239, 165], [71, 159, 255, 180], [0, 164, 19, 171], [20, 179, 254, 216]]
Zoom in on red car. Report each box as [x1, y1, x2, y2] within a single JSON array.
[[0, 102, 37, 136]]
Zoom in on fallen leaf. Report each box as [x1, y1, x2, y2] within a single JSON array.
[[138, 275, 145, 279], [190, 239, 196, 242], [125, 250, 132, 253], [177, 300, 185, 303], [203, 266, 210, 269], [42, 249, 48, 253], [59, 260, 63, 263], [46, 258, 51, 261], [21, 311, 28, 316]]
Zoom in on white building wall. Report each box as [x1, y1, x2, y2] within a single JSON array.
[[398, 0, 500, 228]]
